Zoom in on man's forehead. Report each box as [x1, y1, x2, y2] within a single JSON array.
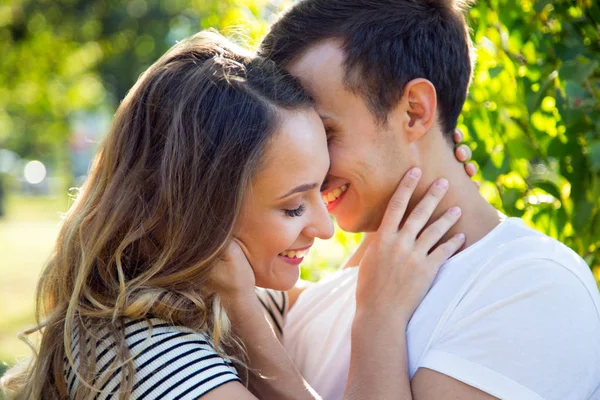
[[287, 40, 345, 92], [287, 40, 347, 120]]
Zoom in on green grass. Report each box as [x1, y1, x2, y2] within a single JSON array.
[[0, 194, 68, 373]]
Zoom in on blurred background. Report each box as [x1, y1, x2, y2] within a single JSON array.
[[0, 0, 599, 383]]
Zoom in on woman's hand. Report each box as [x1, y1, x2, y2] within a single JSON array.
[[344, 129, 475, 271], [355, 168, 465, 326], [453, 128, 477, 179]]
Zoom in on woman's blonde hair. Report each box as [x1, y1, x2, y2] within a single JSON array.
[[2, 31, 313, 399]]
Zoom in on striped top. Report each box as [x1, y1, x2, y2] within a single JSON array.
[[65, 319, 240, 399], [256, 287, 289, 341], [64, 289, 288, 399]]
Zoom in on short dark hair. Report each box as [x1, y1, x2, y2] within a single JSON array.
[[259, 0, 475, 137]]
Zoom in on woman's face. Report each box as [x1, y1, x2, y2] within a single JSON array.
[[235, 108, 334, 291]]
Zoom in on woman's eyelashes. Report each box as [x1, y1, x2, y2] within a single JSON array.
[[284, 204, 305, 218], [325, 126, 337, 144], [320, 179, 329, 192]]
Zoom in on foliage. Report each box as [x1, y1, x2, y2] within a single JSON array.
[[0, 0, 278, 163], [0, 0, 599, 275], [463, 0, 600, 270]]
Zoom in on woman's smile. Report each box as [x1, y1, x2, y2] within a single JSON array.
[[278, 245, 313, 265]]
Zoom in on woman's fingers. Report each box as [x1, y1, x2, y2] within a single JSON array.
[[427, 233, 466, 268], [453, 128, 464, 144], [379, 167, 422, 233], [415, 206, 462, 253], [454, 144, 472, 163], [402, 178, 449, 236], [453, 129, 479, 181], [465, 162, 477, 177]]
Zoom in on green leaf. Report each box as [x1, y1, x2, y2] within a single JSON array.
[[573, 199, 594, 232], [506, 137, 536, 159], [547, 137, 567, 158], [589, 3, 600, 26], [537, 181, 562, 200], [564, 80, 587, 99], [560, 59, 598, 84], [527, 72, 556, 115], [588, 141, 600, 173], [489, 66, 503, 78], [482, 152, 509, 181], [534, 0, 552, 13], [555, 43, 585, 62]]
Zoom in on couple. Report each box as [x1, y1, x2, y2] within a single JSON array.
[[4, 0, 600, 399]]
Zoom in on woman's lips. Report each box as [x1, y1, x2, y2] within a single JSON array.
[[278, 245, 311, 265], [277, 255, 304, 265]]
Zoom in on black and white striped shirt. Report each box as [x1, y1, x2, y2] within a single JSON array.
[[256, 288, 289, 341], [65, 319, 240, 399], [64, 289, 288, 399]]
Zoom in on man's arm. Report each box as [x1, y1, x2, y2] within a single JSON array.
[[344, 311, 496, 400], [412, 369, 497, 400]]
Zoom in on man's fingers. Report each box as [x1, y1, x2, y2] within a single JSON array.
[[428, 233, 466, 268], [379, 167, 421, 233], [402, 178, 449, 236], [415, 206, 462, 253]]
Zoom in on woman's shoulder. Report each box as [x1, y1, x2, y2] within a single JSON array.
[[123, 317, 212, 345], [66, 318, 240, 399]]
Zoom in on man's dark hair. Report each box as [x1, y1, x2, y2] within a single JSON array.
[[259, 0, 475, 138]]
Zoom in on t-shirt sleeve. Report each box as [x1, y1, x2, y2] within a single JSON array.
[[419, 259, 600, 400], [130, 331, 241, 400], [256, 287, 289, 341]]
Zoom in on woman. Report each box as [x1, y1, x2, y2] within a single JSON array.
[[2, 31, 471, 399]]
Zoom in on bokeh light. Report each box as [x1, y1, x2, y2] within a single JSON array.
[[23, 160, 47, 184]]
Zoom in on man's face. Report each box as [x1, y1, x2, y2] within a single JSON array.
[[288, 40, 415, 233]]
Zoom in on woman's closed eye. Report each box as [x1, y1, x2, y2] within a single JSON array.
[[325, 127, 335, 143], [284, 204, 306, 217]]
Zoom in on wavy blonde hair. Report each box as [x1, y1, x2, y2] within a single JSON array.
[[2, 31, 313, 399]]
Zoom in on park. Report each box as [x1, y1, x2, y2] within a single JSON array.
[[1, 0, 599, 398]]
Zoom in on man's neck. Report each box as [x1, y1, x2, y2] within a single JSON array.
[[417, 148, 503, 251]]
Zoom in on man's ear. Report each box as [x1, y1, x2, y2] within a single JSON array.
[[401, 78, 437, 143]]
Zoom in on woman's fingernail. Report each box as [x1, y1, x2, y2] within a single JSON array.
[[436, 178, 449, 189], [456, 233, 465, 241], [448, 206, 461, 216], [409, 168, 422, 178], [458, 147, 466, 157]]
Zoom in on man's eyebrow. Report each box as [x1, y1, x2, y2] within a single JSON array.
[[278, 183, 320, 199]]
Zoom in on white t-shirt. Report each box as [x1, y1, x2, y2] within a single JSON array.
[[284, 218, 600, 400]]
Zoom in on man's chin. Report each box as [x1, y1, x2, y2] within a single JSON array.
[[334, 213, 380, 233]]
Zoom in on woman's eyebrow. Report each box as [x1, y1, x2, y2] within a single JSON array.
[[278, 183, 320, 199]]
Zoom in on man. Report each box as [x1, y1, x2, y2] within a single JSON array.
[[259, 0, 600, 398]]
